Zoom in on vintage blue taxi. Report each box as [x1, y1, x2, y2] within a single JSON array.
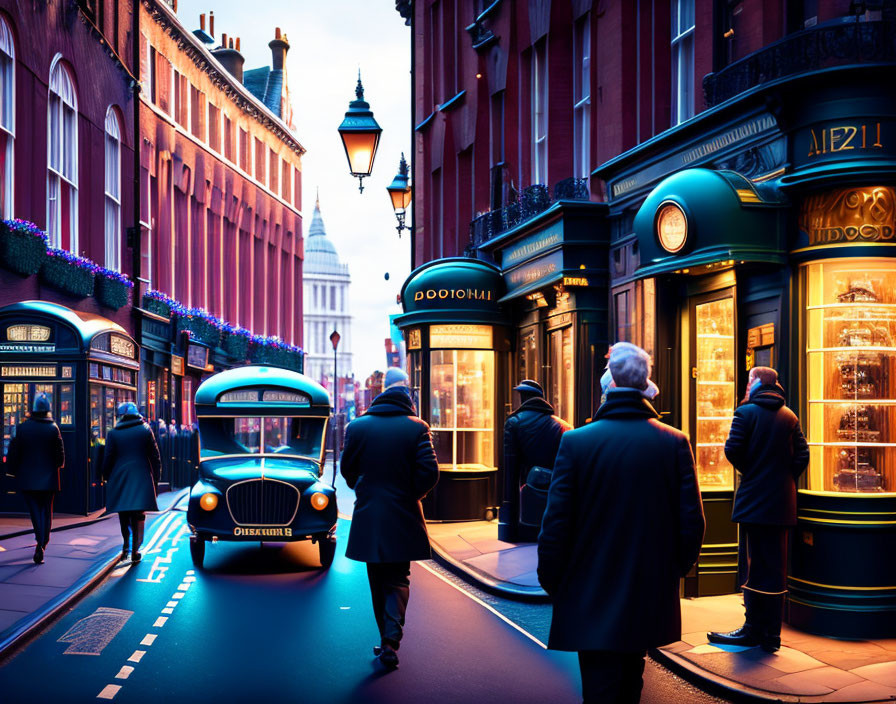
[[186, 365, 338, 569]]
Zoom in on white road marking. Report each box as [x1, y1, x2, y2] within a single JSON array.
[[166, 601, 178, 608], [153, 617, 168, 627], [172, 592, 185, 600], [177, 583, 190, 591], [186, 570, 195, 575], [114, 666, 134, 680], [127, 650, 146, 663], [139, 512, 177, 555], [57, 607, 133, 655], [161, 608, 174, 615], [97, 684, 121, 699], [417, 561, 547, 650], [339, 606, 350, 610], [140, 634, 157, 646], [183, 576, 196, 583]]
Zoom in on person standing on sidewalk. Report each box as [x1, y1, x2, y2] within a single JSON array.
[[538, 343, 705, 703], [4, 393, 65, 564], [708, 366, 809, 653], [501, 379, 571, 541], [102, 402, 161, 563], [340, 367, 439, 671]]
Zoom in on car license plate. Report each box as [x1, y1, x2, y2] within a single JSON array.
[[233, 527, 293, 537]]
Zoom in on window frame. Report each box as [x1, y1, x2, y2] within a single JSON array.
[[573, 13, 591, 182], [104, 107, 122, 270], [47, 55, 79, 253], [671, 0, 696, 125], [0, 17, 15, 219], [531, 40, 548, 186]]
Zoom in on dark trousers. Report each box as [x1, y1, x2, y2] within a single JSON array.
[[21, 490, 54, 548], [743, 524, 789, 637], [366, 562, 411, 649], [578, 650, 646, 704], [118, 511, 145, 551]]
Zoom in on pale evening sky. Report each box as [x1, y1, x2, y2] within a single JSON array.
[[175, 0, 412, 383]]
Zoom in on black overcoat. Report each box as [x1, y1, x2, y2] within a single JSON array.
[[341, 387, 439, 563], [103, 416, 161, 513], [537, 390, 705, 652], [504, 397, 572, 486], [725, 383, 809, 526], [4, 414, 65, 492]]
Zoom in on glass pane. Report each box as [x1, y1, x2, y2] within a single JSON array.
[[431, 429, 453, 466], [90, 385, 103, 437], [549, 327, 575, 425], [104, 387, 116, 433], [430, 350, 455, 429], [263, 417, 325, 458], [456, 350, 493, 430], [695, 297, 736, 490], [58, 384, 73, 426], [456, 430, 493, 469], [199, 417, 261, 457], [806, 259, 896, 493], [3, 383, 27, 457]]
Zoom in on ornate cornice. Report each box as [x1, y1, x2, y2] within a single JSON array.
[[141, 0, 305, 156]]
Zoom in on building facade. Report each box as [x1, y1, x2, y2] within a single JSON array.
[[0, 0, 139, 514], [397, 0, 896, 639], [301, 195, 353, 402], [136, 1, 305, 428]]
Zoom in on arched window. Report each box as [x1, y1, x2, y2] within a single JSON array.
[[47, 56, 78, 251], [0, 16, 14, 218], [104, 107, 121, 270]]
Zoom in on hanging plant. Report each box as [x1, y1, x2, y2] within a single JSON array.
[[40, 248, 97, 298], [221, 323, 251, 360], [0, 219, 49, 276], [94, 267, 134, 309], [175, 307, 222, 348], [142, 290, 181, 318], [249, 335, 303, 371]]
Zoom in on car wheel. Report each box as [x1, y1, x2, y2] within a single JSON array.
[[190, 536, 205, 569], [318, 536, 336, 569]]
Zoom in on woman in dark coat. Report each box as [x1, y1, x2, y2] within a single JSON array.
[[4, 393, 65, 564], [103, 402, 161, 563], [340, 367, 439, 669]]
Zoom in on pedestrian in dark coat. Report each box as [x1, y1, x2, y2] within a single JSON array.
[[501, 379, 571, 541], [4, 393, 65, 564], [708, 366, 809, 653], [103, 402, 161, 563], [538, 344, 705, 703], [340, 366, 439, 670]]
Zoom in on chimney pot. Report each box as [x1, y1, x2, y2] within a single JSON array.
[[236, 37, 241, 51], [221, 32, 228, 47], [200, 13, 206, 31], [229, 38, 234, 49], [210, 11, 215, 37], [269, 28, 290, 71], [275, 27, 281, 39]]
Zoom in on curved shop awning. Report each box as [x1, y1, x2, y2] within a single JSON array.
[[394, 258, 506, 327], [633, 169, 788, 278]]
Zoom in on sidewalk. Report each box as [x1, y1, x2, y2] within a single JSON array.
[[0, 490, 186, 658], [428, 519, 896, 703]]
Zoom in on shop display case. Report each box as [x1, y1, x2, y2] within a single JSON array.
[[806, 259, 896, 494], [694, 297, 736, 491]]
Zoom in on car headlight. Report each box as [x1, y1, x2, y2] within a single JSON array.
[[310, 492, 329, 511], [200, 492, 219, 511]]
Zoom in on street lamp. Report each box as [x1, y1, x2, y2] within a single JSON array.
[[337, 72, 382, 193], [386, 152, 412, 236], [329, 330, 340, 480]]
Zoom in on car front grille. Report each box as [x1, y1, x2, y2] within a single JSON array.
[[226, 479, 299, 526]]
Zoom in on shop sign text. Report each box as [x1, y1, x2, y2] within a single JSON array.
[[430, 324, 493, 349], [800, 186, 896, 246], [110, 335, 136, 359], [7, 325, 51, 342], [413, 288, 494, 302], [501, 222, 563, 268], [0, 343, 55, 353], [506, 250, 563, 292], [1, 365, 56, 378], [806, 122, 883, 158], [407, 328, 422, 350]]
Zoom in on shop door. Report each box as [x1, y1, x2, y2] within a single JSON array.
[[547, 326, 574, 425], [687, 289, 739, 596]]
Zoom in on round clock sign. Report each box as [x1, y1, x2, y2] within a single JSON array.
[[656, 201, 688, 253]]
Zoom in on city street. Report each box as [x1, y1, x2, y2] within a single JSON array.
[[0, 504, 727, 704]]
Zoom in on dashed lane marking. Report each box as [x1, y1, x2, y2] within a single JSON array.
[[127, 650, 146, 663], [161, 608, 173, 614], [153, 617, 168, 627], [417, 561, 547, 649], [184, 576, 196, 582], [140, 634, 157, 646], [96, 684, 121, 699], [186, 570, 194, 575], [165, 601, 178, 608], [172, 592, 185, 599], [114, 666, 134, 680]]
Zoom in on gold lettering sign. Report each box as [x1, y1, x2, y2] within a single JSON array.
[[430, 324, 493, 349], [562, 276, 589, 287], [7, 325, 51, 342], [219, 390, 260, 403], [799, 187, 896, 246], [807, 122, 883, 158], [1, 365, 55, 378], [408, 328, 422, 350], [233, 527, 293, 537], [110, 335, 135, 359], [413, 288, 494, 302], [171, 355, 185, 377]]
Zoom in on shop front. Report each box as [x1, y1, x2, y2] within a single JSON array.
[[0, 301, 139, 515], [395, 259, 508, 521]]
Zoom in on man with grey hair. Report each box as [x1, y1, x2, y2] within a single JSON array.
[[538, 342, 705, 703]]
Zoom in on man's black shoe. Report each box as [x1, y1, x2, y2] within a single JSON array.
[[378, 645, 399, 670], [707, 624, 760, 647], [33, 546, 44, 564], [760, 635, 781, 653], [372, 646, 382, 657]]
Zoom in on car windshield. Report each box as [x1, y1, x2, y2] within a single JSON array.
[[199, 417, 326, 460]]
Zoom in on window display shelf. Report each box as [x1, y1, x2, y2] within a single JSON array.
[[696, 442, 726, 447], [809, 441, 896, 448], [808, 346, 896, 354], [696, 334, 735, 340]]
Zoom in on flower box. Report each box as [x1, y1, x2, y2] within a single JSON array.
[[40, 248, 96, 298], [142, 290, 178, 318], [0, 219, 48, 276], [95, 269, 133, 309], [175, 309, 222, 348], [248, 337, 303, 372], [222, 329, 251, 360]]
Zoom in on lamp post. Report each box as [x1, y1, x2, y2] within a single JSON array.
[[329, 330, 341, 481], [386, 153, 413, 236], [337, 72, 382, 193]]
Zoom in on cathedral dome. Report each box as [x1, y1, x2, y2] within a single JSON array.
[[304, 194, 346, 275]]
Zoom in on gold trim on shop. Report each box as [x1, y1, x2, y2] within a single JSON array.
[[751, 167, 786, 183], [790, 577, 896, 592], [793, 242, 896, 255], [799, 490, 896, 499], [802, 508, 896, 516], [797, 516, 896, 525]]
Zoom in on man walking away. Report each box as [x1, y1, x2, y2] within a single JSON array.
[[708, 366, 809, 653], [538, 344, 705, 703], [4, 393, 65, 564], [501, 379, 571, 541], [341, 367, 439, 670]]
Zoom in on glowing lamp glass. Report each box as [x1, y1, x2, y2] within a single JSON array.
[[200, 493, 218, 511], [310, 492, 329, 511]]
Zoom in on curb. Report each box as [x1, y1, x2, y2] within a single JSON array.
[[651, 646, 896, 704], [0, 514, 114, 542], [429, 541, 550, 603]]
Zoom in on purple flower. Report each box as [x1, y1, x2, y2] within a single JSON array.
[[96, 266, 134, 287], [46, 247, 100, 273], [2, 219, 49, 244]]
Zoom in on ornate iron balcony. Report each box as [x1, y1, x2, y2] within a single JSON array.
[[703, 19, 896, 108]]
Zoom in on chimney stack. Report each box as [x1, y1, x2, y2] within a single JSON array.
[[235, 37, 241, 52], [199, 13, 205, 31], [212, 31, 245, 83], [209, 10, 214, 37], [269, 26, 290, 71]]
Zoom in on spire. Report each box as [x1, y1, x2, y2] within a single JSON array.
[[315, 187, 320, 211]]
